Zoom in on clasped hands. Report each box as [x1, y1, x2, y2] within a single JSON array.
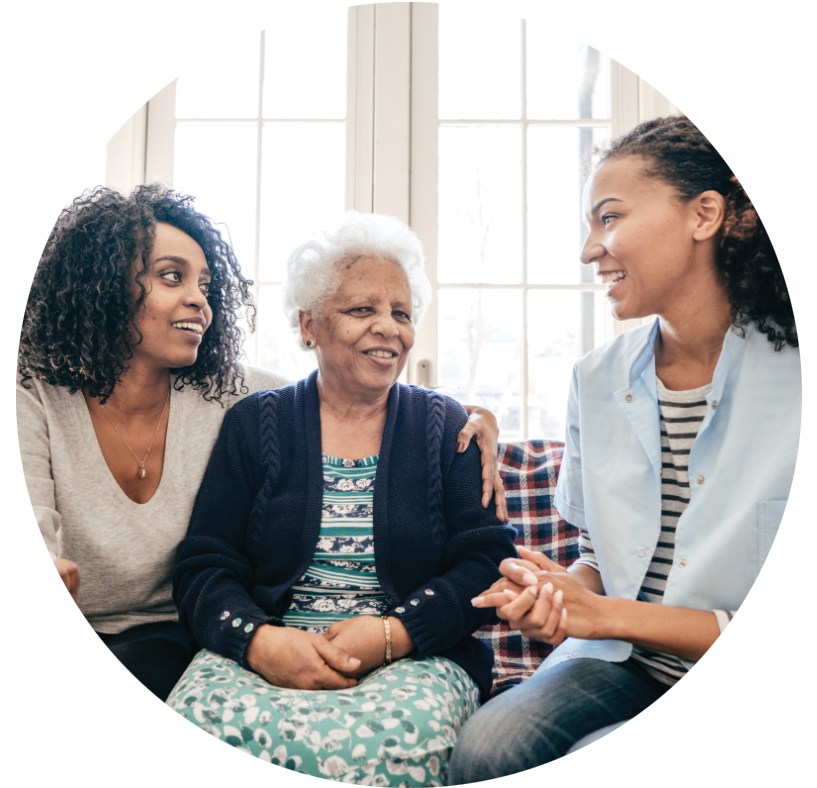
[[471, 547, 606, 644], [245, 614, 413, 692]]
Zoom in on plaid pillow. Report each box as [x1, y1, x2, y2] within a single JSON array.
[[474, 439, 580, 696]]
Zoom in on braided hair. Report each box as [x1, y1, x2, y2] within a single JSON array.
[[19, 184, 255, 403], [597, 116, 796, 350]]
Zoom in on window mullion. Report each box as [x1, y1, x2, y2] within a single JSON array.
[[249, 30, 265, 366], [408, 2, 439, 387], [520, 18, 529, 443]]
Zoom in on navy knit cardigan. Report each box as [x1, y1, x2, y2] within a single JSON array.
[[173, 371, 518, 700]]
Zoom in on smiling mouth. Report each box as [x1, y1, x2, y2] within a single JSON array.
[[364, 349, 398, 359], [171, 321, 204, 335], [598, 271, 626, 289]]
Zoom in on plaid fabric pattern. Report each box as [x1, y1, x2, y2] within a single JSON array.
[[474, 440, 579, 696]]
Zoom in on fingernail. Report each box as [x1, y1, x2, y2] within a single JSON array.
[[503, 589, 519, 599], [471, 596, 484, 606], [546, 582, 554, 594], [458, 441, 468, 452], [554, 589, 564, 603], [526, 585, 538, 595], [538, 584, 549, 598], [522, 572, 537, 586], [561, 608, 568, 620], [349, 657, 361, 666]]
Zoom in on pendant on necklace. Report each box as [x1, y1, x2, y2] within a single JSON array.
[[138, 462, 146, 481]]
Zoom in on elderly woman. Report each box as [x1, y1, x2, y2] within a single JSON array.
[[168, 212, 517, 785]]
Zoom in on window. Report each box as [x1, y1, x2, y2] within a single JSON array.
[[106, 2, 676, 440]]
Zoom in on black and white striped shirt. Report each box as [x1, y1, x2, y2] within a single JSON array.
[[576, 378, 735, 686]]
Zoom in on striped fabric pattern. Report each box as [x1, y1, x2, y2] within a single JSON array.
[[281, 454, 390, 632], [629, 379, 711, 685]]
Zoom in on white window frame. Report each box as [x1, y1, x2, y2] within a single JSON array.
[[106, 2, 677, 414]]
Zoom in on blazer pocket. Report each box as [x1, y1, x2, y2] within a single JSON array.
[[756, 499, 787, 573]]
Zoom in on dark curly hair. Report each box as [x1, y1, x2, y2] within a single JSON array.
[[595, 115, 796, 350], [19, 184, 255, 403]]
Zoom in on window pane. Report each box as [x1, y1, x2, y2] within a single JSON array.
[[256, 285, 318, 382], [438, 126, 522, 284], [527, 126, 608, 284], [437, 289, 523, 442], [526, 31, 608, 119], [527, 290, 610, 440], [258, 123, 346, 282], [173, 125, 258, 272], [175, 33, 260, 119], [438, 7, 520, 120], [263, 6, 347, 119]]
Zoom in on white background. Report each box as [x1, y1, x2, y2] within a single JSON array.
[[3, 0, 813, 784]]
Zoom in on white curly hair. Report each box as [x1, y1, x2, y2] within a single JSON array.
[[282, 212, 432, 348]]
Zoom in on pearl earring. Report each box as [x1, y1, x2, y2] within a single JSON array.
[[306, 339, 314, 348]]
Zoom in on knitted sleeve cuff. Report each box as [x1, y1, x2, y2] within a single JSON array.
[[209, 607, 284, 667], [386, 584, 470, 657]]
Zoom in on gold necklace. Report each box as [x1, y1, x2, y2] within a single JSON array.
[[100, 385, 171, 480]]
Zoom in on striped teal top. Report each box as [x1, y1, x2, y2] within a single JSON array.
[[282, 454, 391, 632]]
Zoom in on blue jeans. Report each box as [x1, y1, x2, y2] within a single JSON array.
[[447, 657, 669, 783]]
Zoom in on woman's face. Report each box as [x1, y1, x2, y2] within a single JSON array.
[[129, 222, 213, 371], [303, 256, 415, 398], [580, 155, 718, 322]]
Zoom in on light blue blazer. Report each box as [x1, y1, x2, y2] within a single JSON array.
[[549, 319, 801, 670]]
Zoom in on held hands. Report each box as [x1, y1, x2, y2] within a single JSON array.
[[458, 407, 509, 523], [325, 615, 415, 678], [471, 547, 606, 645], [325, 616, 398, 679], [246, 616, 416, 690], [50, 551, 80, 602], [245, 624, 361, 690]]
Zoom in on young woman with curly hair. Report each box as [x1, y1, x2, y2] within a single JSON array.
[[17, 185, 506, 701], [17, 185, 291, 699], [449, 115, 800, 780]]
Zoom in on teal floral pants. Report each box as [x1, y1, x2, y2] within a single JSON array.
[[167, 649, 480, 786]]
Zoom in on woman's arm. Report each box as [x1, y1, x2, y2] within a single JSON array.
[[173, 395, 359, 689], [172, 399, 279, 663], [17, 378, 83, 601], [478, 551, 721, 661], [17, 379, 62, 555], [459, 405, 508, 523], [389, 403, 518, 657]]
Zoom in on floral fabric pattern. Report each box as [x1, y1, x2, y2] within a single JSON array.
[[167, 649, 479, 786]]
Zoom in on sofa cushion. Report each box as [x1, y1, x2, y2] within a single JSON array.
[[474, 439, 579, 696]]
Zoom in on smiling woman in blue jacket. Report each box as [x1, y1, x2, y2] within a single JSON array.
[[451, 115, 800, 781], [168, 212, 517, 785]]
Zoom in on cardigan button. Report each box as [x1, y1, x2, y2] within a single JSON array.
[[625, 394, 633, 403], [395, 607, 405, 614], [637, 548, 646, 557], [232, 617, 242, 628], [711, 400, 718, 410], [679, 558, 688, 567], [424, 589, 435, 596], [220, 611, 230, 621], [696, 475, 705, 485], [410, 599, 420, 606], [244, 623, 255, 633]]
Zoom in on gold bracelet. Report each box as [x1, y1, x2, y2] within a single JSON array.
[[381, 615, 392, 665]]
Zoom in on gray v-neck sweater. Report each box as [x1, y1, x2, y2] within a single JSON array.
[[16, 365, 289, 634]]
